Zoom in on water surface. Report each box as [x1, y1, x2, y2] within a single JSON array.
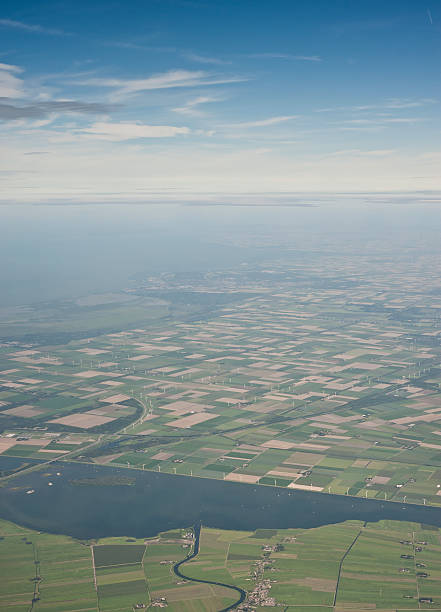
[[0, 462, 439, 539]]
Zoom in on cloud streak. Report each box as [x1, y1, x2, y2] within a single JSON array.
[[247, 53, 321, 62], [183, 52, 231, 65], [104, 41, 176, 53], [316, 98, 437, 113], [0, 99, 117, 121], [341, 117, 425, 125], [224, 115, 298, 128], [80, 121, 190, 140], [0, 18, 68, 36], [78, 69, 247, 98], [0, 62, 24, 98], [172, 95, 221, 115]]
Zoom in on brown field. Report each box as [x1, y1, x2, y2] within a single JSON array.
[[151, 452, 174, 460], [0, 438, 17, 453], [93, 452, 125, 464], [371, 476, 390, 484], [393, 413, 441, 424], [49, 413, 116, 428], [288, 483, 323, 491], [100, 393, 131, 403], [261, 439, 294, 449], [161, 400, 212, 413], [73, 370, 104, 378], [267, 469, 302, 479], [20, 438, 51, 446], [293, 442, 330, 451], [166, 412, 219, 429], [2, 405, 43, 417], [89, 404, 131, 417], [225, 473, 260, 483], [150, 584, 221, 602]]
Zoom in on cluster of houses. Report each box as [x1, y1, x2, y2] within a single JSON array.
[[245, 579, 276, 608], [151, 597, 167, 607], [240, 544, 282, 607]]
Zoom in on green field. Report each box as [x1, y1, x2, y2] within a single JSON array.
[[1, 258, 441, 508], [1, 517, 440, 611], [94, 545, 146, 567]]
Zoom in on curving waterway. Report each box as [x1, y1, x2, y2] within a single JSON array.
[[0, 461, 440, 539], [173, 523, 246, 612]]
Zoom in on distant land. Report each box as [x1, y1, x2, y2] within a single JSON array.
[[1, 248, 441, 510]]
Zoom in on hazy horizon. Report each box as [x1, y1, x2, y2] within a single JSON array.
[[0, 0, 439, 203]]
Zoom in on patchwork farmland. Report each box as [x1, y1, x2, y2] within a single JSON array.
[[1, 253, 441, 507], [1, 517, 440, 611]]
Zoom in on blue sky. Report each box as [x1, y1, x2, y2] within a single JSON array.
[[0, 0, 439, 202]]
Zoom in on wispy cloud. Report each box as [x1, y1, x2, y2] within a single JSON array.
[[0, 62, 24, 98], [342, 117, 425, 125], [0, 18, 68, 36], [316, 98, 437, 113], [225, 115, 298, 128], [247, 53, 321, 62], [327, 148, 397, 157], [104, 41, 176, 53], [80, 121, 190, 141], [77, 69, 247, 99], [0, 62, 22, 72], [183, 52, 231, 65], [172, 95, 221, 116], [385, 98, 436, 109], [0, 99, 116, 121]]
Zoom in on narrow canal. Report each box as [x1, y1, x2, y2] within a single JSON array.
[[173, 523, 246, 612]]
